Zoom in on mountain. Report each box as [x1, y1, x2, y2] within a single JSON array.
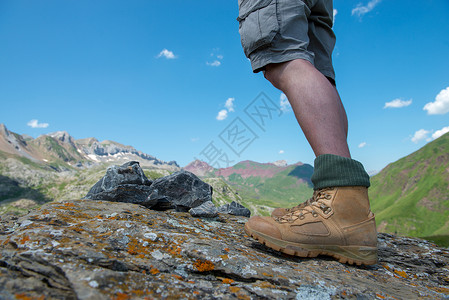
[[0, 124, 179, 170], [0, 124, 180, 210], [201, 160, 314, 216], [184, 159, 214, 176], [369, 132, 449, 246]]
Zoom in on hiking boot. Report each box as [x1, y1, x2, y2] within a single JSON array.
[[245, 186, 378, 265], [271, 191, 318, 218]]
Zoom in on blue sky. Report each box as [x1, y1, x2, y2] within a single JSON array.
[[1, 0, 448, 172]]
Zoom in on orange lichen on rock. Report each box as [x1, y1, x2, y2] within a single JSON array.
[[131, 290, 146, 297], [70, 225, 84, 233], [114, 292, 130, 300], [193, 259, 215, 272], [64, 202, 76, 208], [14, 294, 44, 300], [393, 269, 408, 278], [376, 293, 386, 299], [127, 238, 149, 257], [221, 278, 234, 284], [2, 238, 10, 246], [172, 274, 183, 280], [257, 281, 275, 289], [428, 286, 449, 295], [149, 267, 160, 275], [19, 235, 30, 245], [165, 244, 182, 256], [14, 293, 32, 300]]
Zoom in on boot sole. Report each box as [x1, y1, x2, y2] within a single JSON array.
[[245, 223, 378, 266]]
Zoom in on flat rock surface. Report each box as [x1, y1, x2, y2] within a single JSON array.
[[0, 200, 448, 299]]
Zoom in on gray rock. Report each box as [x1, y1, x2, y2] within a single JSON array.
[[84, 161, 154, 206], [189, 201, 218, 218], [1, 200, 448, 299], [86, 184, 154, 206], [147, 170, 213, 211], [218, 201, 251, 217]]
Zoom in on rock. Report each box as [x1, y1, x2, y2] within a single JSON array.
[[86, 161, 152, 193], [84, 161, 154, 206], [147, 170, 213, 211], [189, 201, 218, 218], [0, 200, 448, 299], [218, 201, 251, 217]]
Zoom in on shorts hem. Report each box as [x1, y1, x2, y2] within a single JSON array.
[[250, 50, 314, 74], [250, 50, 335, 81]]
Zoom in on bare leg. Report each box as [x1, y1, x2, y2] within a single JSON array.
[[265, 59, 350, 158]]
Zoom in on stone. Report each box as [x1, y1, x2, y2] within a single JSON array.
[[189, 201, 218, 218], [84, 161, 154, 206], [147, 170, 213, 211], [218, 201, 251, 217], [1, 200, 448, 299]]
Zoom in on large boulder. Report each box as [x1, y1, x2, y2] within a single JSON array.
[[84, 161, 153, 206], [146, 170, 213, 211]]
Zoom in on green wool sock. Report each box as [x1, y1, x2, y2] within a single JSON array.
[[311, 154, 370, 190]]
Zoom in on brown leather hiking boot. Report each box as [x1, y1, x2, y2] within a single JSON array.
[[245, 187, 378, 265]]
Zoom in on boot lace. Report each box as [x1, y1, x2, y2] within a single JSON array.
[[276, 188, 334, 223]]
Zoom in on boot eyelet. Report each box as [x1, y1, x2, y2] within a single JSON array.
[[325, 194, 332, 200], [299, 215, 305, 220], [312, 212, 318, 217]]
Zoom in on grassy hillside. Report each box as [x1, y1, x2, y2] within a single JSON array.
[[211, 161, 314, 216], [370, 132, 449, 246]]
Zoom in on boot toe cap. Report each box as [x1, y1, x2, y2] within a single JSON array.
[[246, 216, 282, 240]]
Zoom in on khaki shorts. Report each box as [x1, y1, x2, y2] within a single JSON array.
[[237, 0, 336, 83]]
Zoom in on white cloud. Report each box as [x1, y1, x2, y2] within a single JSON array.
[[27, 119, 49, 129], [279, 150, 285, 154], [157, 49, 176, 59], [216, 109, 228, 121], [225, 97, 235, 112], [384, 98, 412, 109], [206, 60, 221, 67], [423, 87, 449, 115], [358, 142, 367, 148], [207, 49, 223, 67], [432, 126, 449, 140], [216, 97, 235, 121], [280, 93, 291, 112], [333, 9, 338, 25], [411, 129, 431, 143], [352, 0, 382, 17], [191, 137, 200, 142]]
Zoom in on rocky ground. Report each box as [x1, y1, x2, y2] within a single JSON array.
[[0, 200, 448, 299]]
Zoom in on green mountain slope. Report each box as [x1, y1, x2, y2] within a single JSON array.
[[369, 132, 449, 245], [210, 160, 314, 216]]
